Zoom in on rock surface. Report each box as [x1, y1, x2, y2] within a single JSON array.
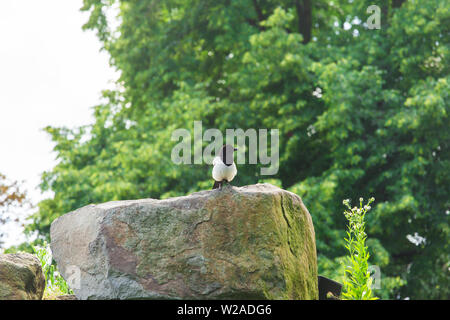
[[56, 294, 78, 300], [50, 183, 318, 300], [0, 253, 46, 300]]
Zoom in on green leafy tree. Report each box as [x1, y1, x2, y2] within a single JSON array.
[[26, 0, 449, 299]]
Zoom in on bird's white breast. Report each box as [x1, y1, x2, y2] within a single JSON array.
[[212, 157, 237, 182]]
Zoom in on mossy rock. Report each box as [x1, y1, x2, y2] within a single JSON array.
[[0, 253, 45, 300], [51, 183, 318, 300]]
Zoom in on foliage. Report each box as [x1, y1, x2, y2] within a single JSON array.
[[23, 0, 450, 299], [0, 173, 27, 247], [32, 242, 73, 298], [3, 241, 34, 254], [341, 197, 377, 300]]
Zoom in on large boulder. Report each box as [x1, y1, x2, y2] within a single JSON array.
[[0, 253, 46, 300], [50, 183, 318, 300]]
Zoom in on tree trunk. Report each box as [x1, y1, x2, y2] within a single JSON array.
[[295, 0, 312, 44]]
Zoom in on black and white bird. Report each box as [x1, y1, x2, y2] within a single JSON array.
[[212, 144, 237, 189]]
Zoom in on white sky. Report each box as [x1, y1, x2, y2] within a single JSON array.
[[0, 1, 118, 247]]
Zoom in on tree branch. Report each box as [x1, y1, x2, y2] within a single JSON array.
[[392, 0, 407, 8], [252, 0, 265, 22], [246, 0, 267, 31]]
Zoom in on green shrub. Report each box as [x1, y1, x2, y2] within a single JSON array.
[[32, 242, 72, 299]]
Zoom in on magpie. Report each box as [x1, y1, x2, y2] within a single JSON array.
[[212, 144, 237, 189]]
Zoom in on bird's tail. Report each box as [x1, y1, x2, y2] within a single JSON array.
[[212, 181, 221, 189]]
